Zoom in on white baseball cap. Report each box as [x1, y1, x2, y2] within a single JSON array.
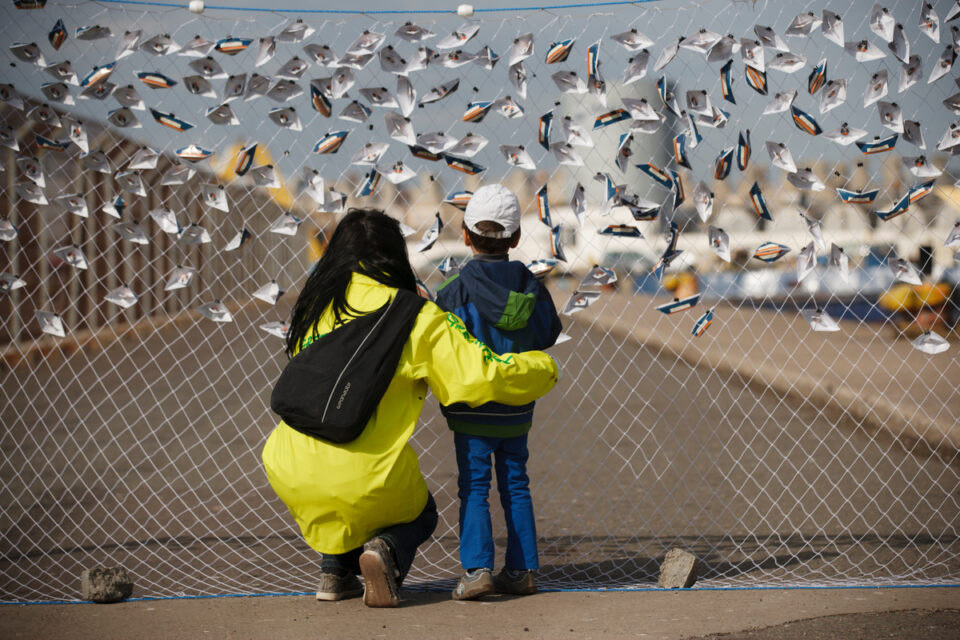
[[464, 184, 521, 238]]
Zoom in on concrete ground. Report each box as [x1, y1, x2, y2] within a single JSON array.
[[1, 587, 958, 639]]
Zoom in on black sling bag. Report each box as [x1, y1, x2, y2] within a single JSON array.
[[270, 289, 426, 444]]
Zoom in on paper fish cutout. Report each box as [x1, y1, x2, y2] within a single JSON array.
[[622, 51, 650, 85], [740, 38, 764, 72], [136, 71, 176, 89], [836, 187, 879, 204], [213, 36, 250, 55], [714, 147, 734, 180], [267, 213, 301, 237], [822, 10, 844, 47], [672, 132, 692, 169], [561, 290, 601, 316], [791, 105, 822, 135], [845, 39, 886, 62], [766, 141, 797, 172], [652, 222, 682, 281], [888, 24, 909, 63], [53, 245, 88, 270], [509, 61, 528, 98], [768, 52, 806, 73], [754, 242, 790, 263], [708, 226, 730, 262], [580, 265, 617, 288], [719, 60, 736, 104], [818, 79, 846, 113], [179, 34, 213, 58], [245, 74, 271, 101], [802, 308, 840, 332], [178, 223, 211, 246], [545, 38, 574, 64], [911, 332, 949, 354], [500, 145, 535, 170], [552, 70, 587, 94], [945, 221, 960, 248], [745, 64, 768, 95], [657, 294, 701, 315], [101, 284, 138, 309], [823, 122, 867, 146], [222, 228, 253, 252], [527, 259, 559, 279], [189, 56, 227, 80], [36, 310, 65, 338], [763, 90, 796, 115], [693, 181, 713, 222], [876, 101, 904, 133], [0, 272, 26, 294], [807, 58, 827, 94], [890, 258, 922, 285], [0, 218, 17, 241], [900, 54, 922, 93], [929, 45, 956, 84], [551, 224, 566, 262], [420, 79, 459, 105], [864, 70, 888, 106], [149, 207, 180, 234], [112, 221, 149, 245], [683, 28, 721, 54], [15, 181, 46, 205], [313, 131, 349, 154], [225, 142, 255, 179], [81, 62, 116, 89], [788, 168, 825, 191], [445, 155, 485, 175], [795, 241, 816, 282], [416, 213, 442, 252], [196, 301, 233, 323], [919, 3, 940, 42], [874, 194, 911, 221], [654, 38, 681, 72], [449, 132, 487, 158], [163, 266, 196, 292], [787, 12, 822, 36], [377, 161, 417, 185], [857, 133, 898, 154], [691, 308, 715, 337]]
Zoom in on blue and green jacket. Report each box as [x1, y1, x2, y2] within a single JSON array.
[[435, 253, 562, 437]]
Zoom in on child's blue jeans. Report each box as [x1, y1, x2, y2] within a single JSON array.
[[453, 432, 539, 571]]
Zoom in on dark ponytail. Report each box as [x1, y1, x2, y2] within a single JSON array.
[[285, 208, 418, 358]]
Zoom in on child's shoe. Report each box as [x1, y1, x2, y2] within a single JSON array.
[[315, 571, 363, 601], [451, 568, 495, 600], [493, 569, 537, 596]]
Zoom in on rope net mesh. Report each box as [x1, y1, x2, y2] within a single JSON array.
[[1, 0, 958, 601]]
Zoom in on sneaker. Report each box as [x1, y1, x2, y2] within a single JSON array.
[[493, 569, 537, 596], [451, 568, 495, 601], [358, 537, 400, 608], [315, 572, 363, 601]]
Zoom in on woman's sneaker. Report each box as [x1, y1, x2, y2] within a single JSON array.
[[451, 568, 495, 600], [359, 537, 401, 608], [493, 569, 537, 596], [315, 572, 363, 601]]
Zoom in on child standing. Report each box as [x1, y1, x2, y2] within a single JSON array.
[[435, 184, 563, 600]]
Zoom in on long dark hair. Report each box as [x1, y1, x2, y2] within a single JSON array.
[[285, 208, 417, 357]]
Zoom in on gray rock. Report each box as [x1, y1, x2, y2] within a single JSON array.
[[657, 548, 699, 588], [81, 567, 133, 603]]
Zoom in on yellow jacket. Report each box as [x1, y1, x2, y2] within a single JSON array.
[[262, 273, 558, 554]]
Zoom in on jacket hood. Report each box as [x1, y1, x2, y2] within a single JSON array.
[[457, 260, 540, 331]]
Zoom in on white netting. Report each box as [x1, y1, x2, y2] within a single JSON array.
[[1, 0, 958, 602]]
